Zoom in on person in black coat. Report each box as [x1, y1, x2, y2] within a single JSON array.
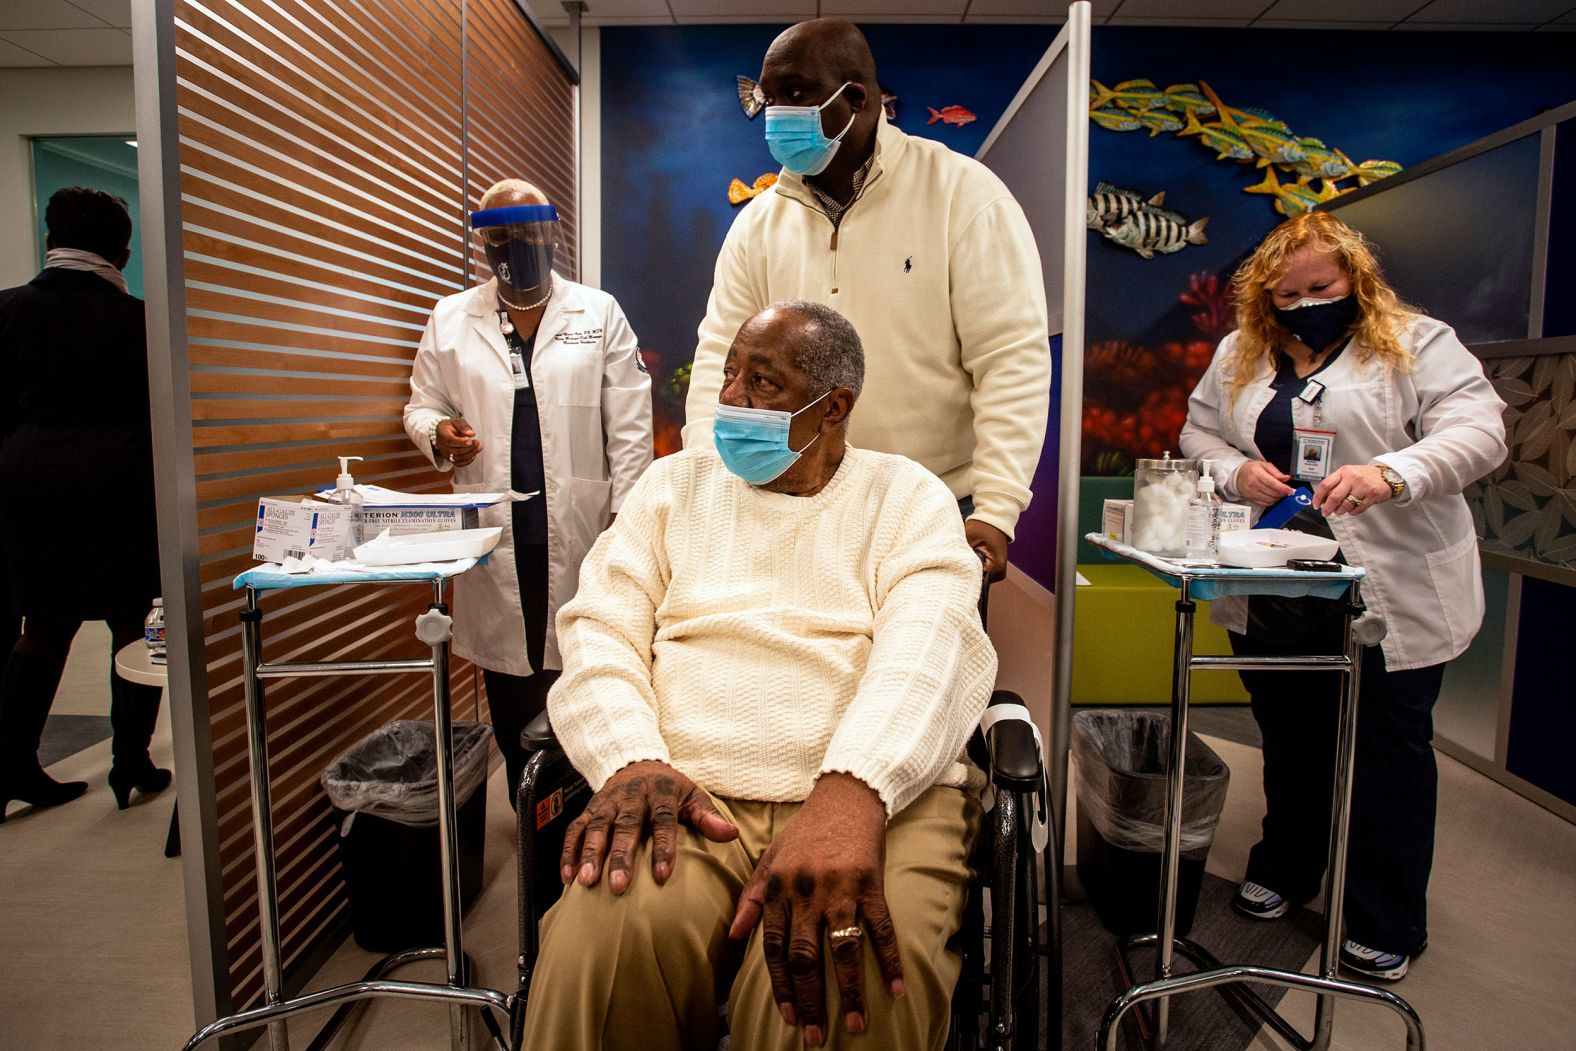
[[0, 186, 168, 822]]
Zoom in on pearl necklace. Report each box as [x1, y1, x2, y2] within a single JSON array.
[[497, 275, 553, 314]]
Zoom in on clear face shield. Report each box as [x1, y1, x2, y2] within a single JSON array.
[[470, 203, 561, 297]]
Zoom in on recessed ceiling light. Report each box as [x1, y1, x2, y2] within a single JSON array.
[[125, 140, 138, 147]]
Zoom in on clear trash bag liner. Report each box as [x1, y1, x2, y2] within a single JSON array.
[[321, 720, 493, 828], [1072, 710, 1230, 860]]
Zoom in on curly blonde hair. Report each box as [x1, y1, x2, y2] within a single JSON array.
[[1224, 211, 1416, 405]]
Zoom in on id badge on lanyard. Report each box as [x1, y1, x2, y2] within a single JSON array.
[[500, 310, 531, 390], [1292, 378, 1333, 482]]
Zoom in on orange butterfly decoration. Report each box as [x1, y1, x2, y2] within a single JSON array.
[[728, 172, 778, 206]]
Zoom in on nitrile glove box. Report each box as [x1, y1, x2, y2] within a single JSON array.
[[253, 499, 354, 562], [312, 485, 488, 536]]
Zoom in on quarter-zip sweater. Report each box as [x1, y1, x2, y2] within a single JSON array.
[[547, 446, 997, 817], [682, 116, 1051, 540]]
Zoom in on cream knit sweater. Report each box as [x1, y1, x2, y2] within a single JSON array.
[[682, 115, 1051, 540], [547, 445, 998, 817]]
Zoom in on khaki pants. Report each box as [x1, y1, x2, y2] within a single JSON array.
[[522, 785, 979, 1051]]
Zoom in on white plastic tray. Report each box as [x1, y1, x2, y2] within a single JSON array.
[[354, 527, 501, 567], [1216, 528, 1339, 568]]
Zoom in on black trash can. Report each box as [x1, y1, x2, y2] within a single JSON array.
[[321, 720, 494, 952], [1072, 710, 1230, 938]]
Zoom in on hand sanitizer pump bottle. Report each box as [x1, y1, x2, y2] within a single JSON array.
[[333, 456, 365, 557], [1185, 460, 1223, 560]]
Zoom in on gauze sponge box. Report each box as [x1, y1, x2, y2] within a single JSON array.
[[253, 499, 354, 563]]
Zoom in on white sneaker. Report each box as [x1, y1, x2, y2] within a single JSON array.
[[1232, 880, 1289, 920], [1340, 939, 1409, 981]]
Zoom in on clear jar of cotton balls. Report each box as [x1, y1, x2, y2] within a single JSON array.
[[1131, 453, 1200, 557]]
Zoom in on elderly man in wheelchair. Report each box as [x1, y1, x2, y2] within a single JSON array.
[[515, 300, 1047, 1051]]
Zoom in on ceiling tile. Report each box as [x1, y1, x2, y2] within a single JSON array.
[[822, 0, 968, 14], [1534, 21, 1576, 28], [585, 13, 680, 21], [61, 0, 132, 28], [967, 0, 1075, 14], [1393, 21, 1542, 30], [1406, 0, 1573, 20], [0, 0, 101, 31], [1112, 0, 1271, 17], [1104, 15, 1254, 25], [0, 34, 53, 65], [1560, 7, 1576, 21], [669, 0, 815, 14], [580, 0, 675, 16], [1258, 0, 1421, 18], [1255, 19, 1393, 28], [0, 27, 131, 64], [964, 12, 1067, 20]]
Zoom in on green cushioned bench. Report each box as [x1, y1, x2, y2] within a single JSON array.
[[1072, 477, 1248, 706]]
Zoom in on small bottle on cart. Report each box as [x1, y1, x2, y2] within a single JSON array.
[[1185, 461, 1223, 560], [332, 455, 366, 558], [144, 598, 166, 661]]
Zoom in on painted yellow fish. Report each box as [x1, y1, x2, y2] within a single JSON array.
[[1178, 110, 1254, 161], [1200, 82, 1305, 167], [1245, 166, 1343, 216], [1090, 78, 1167, 111], [1352, 159, 1403, 186], [728, 172, 778, 206]]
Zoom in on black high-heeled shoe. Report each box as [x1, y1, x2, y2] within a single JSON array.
[[108, 764, 173, 810], [0, 769, 89, 823]]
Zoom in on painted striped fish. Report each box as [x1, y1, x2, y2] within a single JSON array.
[[1086, 182, 1167, 230], [1103, 207, 1210, 259]]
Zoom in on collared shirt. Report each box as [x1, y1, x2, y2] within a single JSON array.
[[806, 153, 875, 228]]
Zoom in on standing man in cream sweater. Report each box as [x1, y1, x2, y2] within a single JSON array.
[[523, 302, 997, 1051], [684, 19, 1051, 578]]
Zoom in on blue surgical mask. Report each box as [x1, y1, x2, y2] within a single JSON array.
[[764, 83, 856, 177], [713, 390, 832, 485]]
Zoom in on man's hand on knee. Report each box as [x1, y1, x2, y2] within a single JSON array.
[[560, 760, 738, 894], [728, 773, 903, 1047]]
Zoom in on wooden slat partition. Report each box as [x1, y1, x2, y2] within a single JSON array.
[[164, 0, 577, 1014]]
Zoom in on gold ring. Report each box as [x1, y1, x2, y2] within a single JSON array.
[[828, 926, 863, 941], [1345, 494, 1362, 507]]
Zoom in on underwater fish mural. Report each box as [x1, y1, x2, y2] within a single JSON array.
[[880, 85, 899, 122], [1086, 182, 1167, 230], [1089, 75, 1403, 216], [728, 173, 778, 205], [1103, 207, 1210, 260], [1244, 166, 1342, 216], [927, 104, 977, 128]]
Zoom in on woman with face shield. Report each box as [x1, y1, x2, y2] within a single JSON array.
[[1179, 211, 1507, 982], [403, 180, 652, 799]]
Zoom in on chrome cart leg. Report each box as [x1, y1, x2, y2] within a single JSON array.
[[417, 581, 467, 1051], [1314, 582, 1375, 1050], [241, 588, 290, 1051], [1152, 580, 1195, 1049]]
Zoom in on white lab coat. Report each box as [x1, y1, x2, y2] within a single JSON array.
[[403, 277, 653, 676], [1180, 315, 1507, 670]]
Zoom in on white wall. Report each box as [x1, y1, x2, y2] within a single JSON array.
[[0, 66, 136, 289]]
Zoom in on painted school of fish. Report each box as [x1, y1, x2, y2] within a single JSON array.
[[1088, 77, 1404, 216]]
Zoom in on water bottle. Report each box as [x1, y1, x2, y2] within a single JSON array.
[[144, 598, 166, 658]]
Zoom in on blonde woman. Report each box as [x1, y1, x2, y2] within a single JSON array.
[[1180, 211, 1506, 981]]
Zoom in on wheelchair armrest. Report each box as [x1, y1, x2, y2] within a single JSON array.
[[522, 709, 559, 751], [983, 690, 1042, 793]]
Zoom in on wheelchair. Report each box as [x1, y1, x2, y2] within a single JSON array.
[[508, 579, 1061, 1051]]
